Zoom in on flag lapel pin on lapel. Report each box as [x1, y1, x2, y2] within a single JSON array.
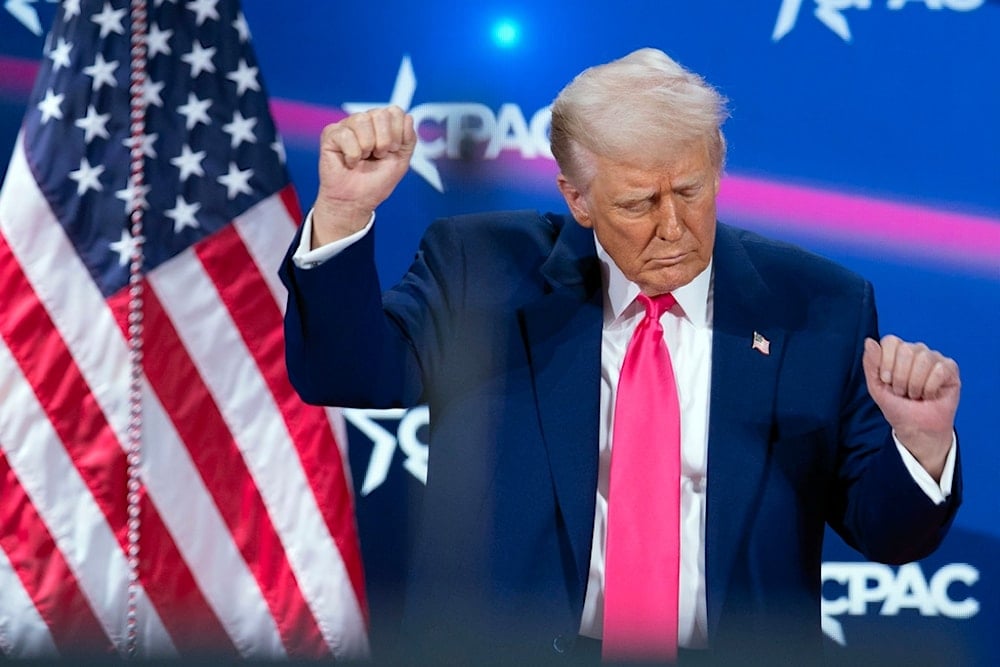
[[752, 331, 771, 356]]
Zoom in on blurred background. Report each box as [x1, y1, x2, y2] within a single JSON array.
[[2, 1, 997, 663]]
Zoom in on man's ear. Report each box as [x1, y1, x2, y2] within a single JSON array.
[[556, 174, 593, 229]]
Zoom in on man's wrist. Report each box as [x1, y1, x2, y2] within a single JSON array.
[[292, 209, 375, 269], [312, 199, 374, 246]]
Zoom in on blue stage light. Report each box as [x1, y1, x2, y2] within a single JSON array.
[[492, 19, 520, 48]]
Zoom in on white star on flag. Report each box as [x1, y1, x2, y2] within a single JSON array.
[[187, 0, 221, 26], [223, 111, 257, 148], [68, 158, 105, 195], [170, 144, 207, 181], [217, 161, 254, 199], [82, 53, 119, 91], [74, 105, 112, 143], [146, 23, 174, 58], [91, 2, 126, 38], [141, 79, 166, 108], [182, 41, 217, 77], [48, 38, 73, 71], [165, 194, 201, 232], [36, 89, 64, 123], [226, 58, 260, 95], [108, 228, 143, 266], [177, 92, 212, 130]]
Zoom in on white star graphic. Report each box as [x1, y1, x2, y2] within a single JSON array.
[[232, 12, 250, 42], [115, 179, 151, 213], [64, 0, 82, 20], [186, 0, 220, 26], [37, 88, 64, 123], [91, 2, 126, 39], [146, 23, 173, 58], [83, 53, 119, 91], [165, 195, 201, 233], [170, 144, 206, 181], [141, 78, 165, 108], [222, 111, 257, 149], [342, 56, 442, 191], [69, 157, 105, 195], [48, 37, 72, 71], [109, 229, 143, 267], [181, 41, 217, 77], [74, 105, 111, 143], [217, 162, 253, 199], [226, 58, 260, 96], [177, 93, 212, 130], [122, 132, 158, 159]]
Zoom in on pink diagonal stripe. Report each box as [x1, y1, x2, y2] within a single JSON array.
[[718, 175, 1000, 272], [268, 99, 346, 148]]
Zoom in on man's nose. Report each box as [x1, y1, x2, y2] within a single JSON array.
[[653, 196, 684, 241]]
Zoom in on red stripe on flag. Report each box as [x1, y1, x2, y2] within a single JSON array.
[[0, 449, 112, 656], [135, 494, 240, 656], [0, 232, 234, 654], [0, 239, 126, 536], [279, 184, 303, 226], [116, 284, 330, 657], [195, 222, 368, 621]]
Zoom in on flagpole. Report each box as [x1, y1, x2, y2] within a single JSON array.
[[125, 0, 149, 658]]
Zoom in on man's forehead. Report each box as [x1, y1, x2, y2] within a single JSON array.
[[594, 154, 716, 189]]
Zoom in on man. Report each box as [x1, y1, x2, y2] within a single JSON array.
[[280, 49, 960, 663]]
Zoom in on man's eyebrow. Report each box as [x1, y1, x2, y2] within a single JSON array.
[[612, 189, 657, 204]]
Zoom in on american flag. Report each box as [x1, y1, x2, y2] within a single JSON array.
[[0, 0, 367, 659]]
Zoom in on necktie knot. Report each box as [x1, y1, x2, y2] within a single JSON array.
[[638, 292, 676, 322]]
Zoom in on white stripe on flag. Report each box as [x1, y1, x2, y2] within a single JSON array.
[[0, 544, 58, 657], [0, 139, 283, 655], [233, 192, 297, 314], [138, 384, 287, 658], [149, 241, 369, 657], [0, 339, 176, 657]]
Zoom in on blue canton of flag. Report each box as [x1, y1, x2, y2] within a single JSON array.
[[27, 0, 286, 296]]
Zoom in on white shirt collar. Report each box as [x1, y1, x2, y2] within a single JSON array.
[[594, 234, 713, 329]]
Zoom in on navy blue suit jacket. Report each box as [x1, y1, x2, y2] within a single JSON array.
[[280, 211, 960, 661]]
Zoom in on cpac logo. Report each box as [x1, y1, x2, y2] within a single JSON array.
[[344, 56, 553, 193], [821, 561, 979, 645], [344, 407, 429, 496], [772, 0, 986, 42]]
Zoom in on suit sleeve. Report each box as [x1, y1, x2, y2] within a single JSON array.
[[278, 218, 463, 409], [827, 280, 962, 564]]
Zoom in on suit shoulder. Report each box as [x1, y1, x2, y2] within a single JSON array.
[[719, 223, 869, 295], [423, 209, 567, 256]]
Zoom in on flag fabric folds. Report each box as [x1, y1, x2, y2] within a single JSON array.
[[0, 0, 367, 659]]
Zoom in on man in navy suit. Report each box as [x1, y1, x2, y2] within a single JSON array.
[[280, 49, 961, 663]]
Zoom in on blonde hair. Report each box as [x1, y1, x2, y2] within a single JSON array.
[[550, 48, 729, 187]]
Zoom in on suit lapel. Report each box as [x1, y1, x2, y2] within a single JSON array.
[[519, 218, 603, 593], [705, 224, 785, 636]]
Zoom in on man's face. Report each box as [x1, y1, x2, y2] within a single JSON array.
[[558, 143, 720, 296]]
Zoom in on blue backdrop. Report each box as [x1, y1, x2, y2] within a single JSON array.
[[1, 1, 997, 664]]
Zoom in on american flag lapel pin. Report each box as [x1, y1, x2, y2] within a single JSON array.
[[752, 331, 771, 356]]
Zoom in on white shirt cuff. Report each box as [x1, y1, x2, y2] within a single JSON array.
[[894, 432, 957, 505], [291, 209, 375, 269]]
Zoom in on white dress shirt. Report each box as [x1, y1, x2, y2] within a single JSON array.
[[294, 211, 957, 646]]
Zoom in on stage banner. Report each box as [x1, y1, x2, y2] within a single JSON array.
[[1, 1, 996, 663]]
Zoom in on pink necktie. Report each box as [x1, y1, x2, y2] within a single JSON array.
[[603, 292, 681, 662]]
